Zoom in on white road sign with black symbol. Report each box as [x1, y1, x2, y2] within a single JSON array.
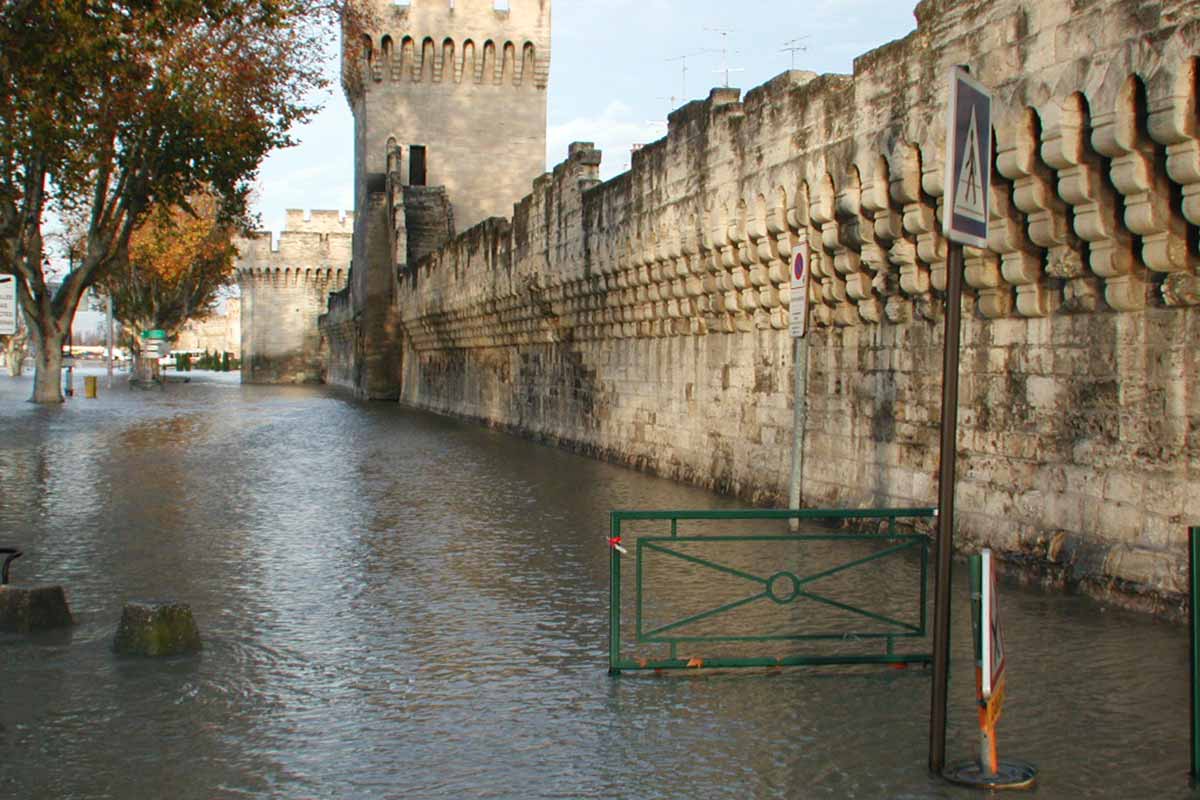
[[942, 66, 992, 248]]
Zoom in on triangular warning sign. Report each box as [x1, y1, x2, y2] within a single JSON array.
[[953, 107, 987, 223]]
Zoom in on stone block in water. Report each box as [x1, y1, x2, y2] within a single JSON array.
[[0, 585, 75, 633], [112, 600, 201, 657]]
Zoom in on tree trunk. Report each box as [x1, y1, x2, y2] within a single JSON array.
[[6, 344, 25, 377], [26, 299, 74, 403], [31, 329, 65, 403]]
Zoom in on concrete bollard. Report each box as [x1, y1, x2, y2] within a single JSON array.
[[0, 585, 75, 633], [112, 600, 202, 657]]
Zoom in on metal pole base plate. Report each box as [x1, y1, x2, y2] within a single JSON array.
[[944, 759, 1038, 790]]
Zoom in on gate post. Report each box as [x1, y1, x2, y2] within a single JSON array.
[[609, 512, 622, 674]]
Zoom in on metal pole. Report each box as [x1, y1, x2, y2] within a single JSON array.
[[609, 513, 622, 675], [1190, 527, 1199, 785], [929, 243, 965, 775], [788, 335, 809, 531], [106, 292, 114, 388]]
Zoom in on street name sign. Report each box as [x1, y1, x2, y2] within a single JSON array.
[[942, 66, 992, 248], [0, 275, 16, 335], [789, 243, 811, 338]]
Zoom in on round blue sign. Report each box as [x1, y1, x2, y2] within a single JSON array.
[[793, 253, 806, 281]]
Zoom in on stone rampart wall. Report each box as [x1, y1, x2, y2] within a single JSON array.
[[386, 0, 1200, 609]]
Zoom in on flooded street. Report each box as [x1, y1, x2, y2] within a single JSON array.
[[0, 370, 1192, 798]]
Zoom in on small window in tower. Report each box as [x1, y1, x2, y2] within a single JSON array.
[[409, 145, 427, 186], [493, 0, 509, 10]]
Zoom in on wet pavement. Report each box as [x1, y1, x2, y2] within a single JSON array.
[[0, 369, 1192, 798]]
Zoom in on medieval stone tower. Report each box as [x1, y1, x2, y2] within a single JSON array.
[[326, 0, 551, 398], [236, 210, 353, 384], [348, 0, 551, 233]]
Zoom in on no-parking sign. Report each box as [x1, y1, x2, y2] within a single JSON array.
[[789, 243, 810, 338]]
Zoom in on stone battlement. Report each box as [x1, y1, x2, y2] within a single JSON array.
[[349, 0, 550, 95]]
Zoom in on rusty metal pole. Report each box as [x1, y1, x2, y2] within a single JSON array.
[[929, 242, 965, 775]]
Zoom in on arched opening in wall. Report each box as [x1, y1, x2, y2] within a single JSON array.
[[361, 35, 373, 65], [409, 145, 427, 186], [462, 39, 476, 82], [482, 40, 497, 84], [442, 38, 456, 82], [420, 37, 435, 82], [386, 137, 401, 175], [381, 35, 393, 63], [401, 36, 415, 79], [502, 41, 516, 84], [521, 42, 536, 85]]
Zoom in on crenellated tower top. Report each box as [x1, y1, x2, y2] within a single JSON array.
[[346, 0, 551, 96], [344, 0, 551, 232]]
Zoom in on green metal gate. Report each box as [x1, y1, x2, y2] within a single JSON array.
[[608, 507, 936, 673]]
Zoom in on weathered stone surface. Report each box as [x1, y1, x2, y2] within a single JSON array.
[[112, 600, 202, 657], [0, 585, 75, 633], [324, 0, 1200, 611]]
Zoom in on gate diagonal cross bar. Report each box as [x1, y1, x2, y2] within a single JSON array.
[[608, 507, 936, 673]]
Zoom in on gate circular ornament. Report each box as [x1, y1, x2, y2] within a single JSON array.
[[766, 571, 801, 604]]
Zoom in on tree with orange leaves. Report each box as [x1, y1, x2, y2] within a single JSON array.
[[100, 192, 239, 351]]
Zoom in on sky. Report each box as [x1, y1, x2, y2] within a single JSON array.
[[251, 0, 922, 234]]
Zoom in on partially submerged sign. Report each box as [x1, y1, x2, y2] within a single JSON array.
[[942, 66, 992, 248], [0, 275, 16, 336], [981, 548, 1006, 703], [789, 243, 811, 338]]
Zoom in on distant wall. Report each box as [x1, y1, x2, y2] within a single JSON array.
[[378, 0, 1200, 611], [236, 211, 352, 383]]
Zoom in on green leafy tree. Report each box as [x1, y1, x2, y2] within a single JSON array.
[[0, 0, 373, 402]]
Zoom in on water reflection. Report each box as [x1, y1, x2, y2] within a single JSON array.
[[0, 371, 1192, 798]]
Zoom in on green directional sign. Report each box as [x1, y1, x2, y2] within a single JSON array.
[[140, 329, 166, 340]]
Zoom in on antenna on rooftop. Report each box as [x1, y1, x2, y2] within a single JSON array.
[[703, 27, 743, 88], [781, 36, 809, 70], [665, 50, 716, 104]]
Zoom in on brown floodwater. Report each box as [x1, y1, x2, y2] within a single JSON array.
[[0, 370, 1191, 798]]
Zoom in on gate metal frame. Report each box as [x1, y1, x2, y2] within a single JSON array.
[[608, 507, 936, 674]]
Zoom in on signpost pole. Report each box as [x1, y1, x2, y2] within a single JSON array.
[[787, 242, 812, 532], [929, 241, 965, 775], [1191, 528, 1199, 785], [930, 64, 992, 776], [106, 293, 114, 389]]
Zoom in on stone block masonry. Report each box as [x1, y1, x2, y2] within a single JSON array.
[[236, 211, 352, 384], [349, 0, 1200, 613]]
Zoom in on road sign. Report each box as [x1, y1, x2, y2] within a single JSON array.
[[0, 275, 16, 336], [981, 548, 1006, 700], [942, 66, 992, 248], [141, 329, 166, 340], [789, 243, 811, 338]]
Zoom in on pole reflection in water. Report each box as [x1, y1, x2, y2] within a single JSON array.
[[0, 371, 1190, 798]]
